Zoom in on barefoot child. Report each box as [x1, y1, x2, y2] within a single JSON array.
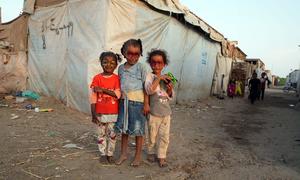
[[90, 51, 121, 163], [115, 39, 149, 166], [144, 49, 173, 167]]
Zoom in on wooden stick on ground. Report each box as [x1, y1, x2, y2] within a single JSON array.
[[21, 169, 43, 179]]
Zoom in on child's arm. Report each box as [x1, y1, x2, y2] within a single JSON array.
[[93, 87, 118, 98], [89, 89, 99, 124], [143, 90, 150, 115], [91, 103, 99, 124], [147, 75, 171, 94]]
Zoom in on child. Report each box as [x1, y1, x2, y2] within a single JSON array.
[[235, 80, 242, 96], [90, 51, 121, 163], [114, 39, 149, 167], [227, 80, 236, 98], [144, 49, 173, 167], [248, 72, 261, 104]]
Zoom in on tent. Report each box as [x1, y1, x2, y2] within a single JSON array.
[[24, 0, 229, 113]]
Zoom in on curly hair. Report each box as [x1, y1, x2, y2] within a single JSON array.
[[146, 49, 169, 65]]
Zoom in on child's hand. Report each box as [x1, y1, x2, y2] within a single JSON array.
[[159, 75, 172, 84], [143, 103, 150, 115], [92, 115, 100, 124], [166, 83, 173, 97], [94, 87, 103, 93]]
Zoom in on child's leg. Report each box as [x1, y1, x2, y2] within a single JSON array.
[[107, 122, 117, 157], [147, 115, 161, 161], [115, 134, 128, 165], [157, 116, 170, 167], [96, 123, 108, 156], [131, 136, 143, 166]]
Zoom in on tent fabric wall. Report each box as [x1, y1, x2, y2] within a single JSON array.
[[28, 0, 221, 113], [211, 53, 232, 95], [104, 0, 220, 102], [28, 0, 108, 112]]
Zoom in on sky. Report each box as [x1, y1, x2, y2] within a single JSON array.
[[0, 0, 300, 77], [180, 0, 300, 77]]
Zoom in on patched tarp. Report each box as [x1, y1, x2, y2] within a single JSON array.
[[0, 51, 27, 93], [28, 0, 221, 112]]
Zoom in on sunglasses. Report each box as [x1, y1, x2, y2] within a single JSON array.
[[126, 52, 140, 58]]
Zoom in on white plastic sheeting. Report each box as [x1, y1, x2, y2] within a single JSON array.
[[211, 53, 232, 95], [28, 0, 221, 112]]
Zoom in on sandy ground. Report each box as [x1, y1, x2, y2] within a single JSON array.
[[0, 88, 299, 180]]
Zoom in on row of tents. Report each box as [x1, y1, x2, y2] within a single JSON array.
[[0, 0, 274, 113]]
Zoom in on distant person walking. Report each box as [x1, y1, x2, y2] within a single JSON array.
[[259, 72, 268, 100], [248, 73, 261, 104]]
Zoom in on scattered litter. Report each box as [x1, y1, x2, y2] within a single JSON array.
[[22, 90, 40, 100], [101, 164, 116, 167], [15, 91, 23, 97], [16, 97, 26, 103], [39, 108, 54, 112], [64, 140, 71, 143], [34, 107, 39, 112], [55, 167, 60, 170], [25, 104, 36, 110], [211, 106, 223, 109], [4, 95, 14, 100], [10, 114, 19, 120], [289, 104, 295, 107], [135, 175, 146, 178], [0, 104, 9, 107], [63, 143, 83, 150], [78, 132, 90, 140]]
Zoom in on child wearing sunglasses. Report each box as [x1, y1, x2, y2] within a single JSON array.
[[144, 49, 173, 167], [115, 39, 149, 167], [90, 51, 122, 164]]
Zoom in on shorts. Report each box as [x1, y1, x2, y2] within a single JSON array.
[[115, 99, 146, 136]]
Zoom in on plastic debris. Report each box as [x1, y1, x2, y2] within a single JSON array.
[[4, 95, 14, 100], [22, 90, 40, 100], [0, 104, 9, 107], [39, 108, 54, 112], [25, 104, 36, 110], [11, 114, 19, 120], [16, 97, 26, 103], [63, 143, 83, 150]]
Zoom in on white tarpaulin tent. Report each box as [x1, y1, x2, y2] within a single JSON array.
[[27, 0, 222, 113], [211, 53, 232, 95]]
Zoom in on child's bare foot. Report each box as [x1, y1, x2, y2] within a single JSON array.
[[158, 158, 168, 168], [147, 154, 156, 163], [115, 155, 127, 165], [130, 157, 141, 167], [107, 156, 114, 164]]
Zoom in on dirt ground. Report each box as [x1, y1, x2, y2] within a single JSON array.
[[0, 88, 300, 180]]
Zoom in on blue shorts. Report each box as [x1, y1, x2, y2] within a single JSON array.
[[115, 100, 146, 136]]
